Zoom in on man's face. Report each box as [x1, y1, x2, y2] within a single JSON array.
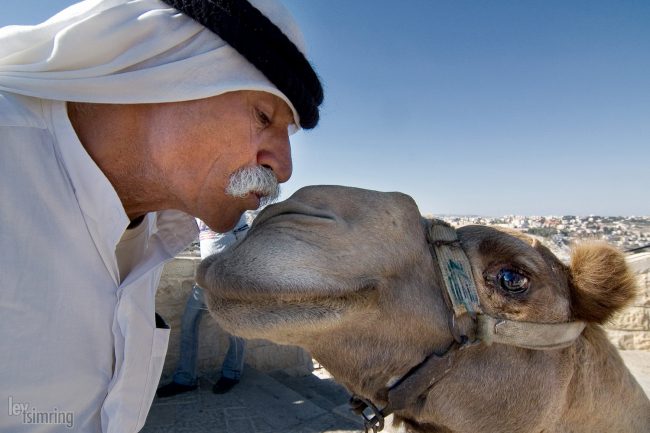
[[144, 90, 294, 232]]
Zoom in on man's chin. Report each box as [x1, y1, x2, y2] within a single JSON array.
[[199, 193, 271, 232], [201, 210, 242, 233]]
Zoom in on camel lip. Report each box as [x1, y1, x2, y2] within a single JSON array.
[[202, 260, 378, 305], [198, 199, 351, 306], [207, 287, 378, 332], [214, 283, 375, 303], [209, 279, 376, 304]]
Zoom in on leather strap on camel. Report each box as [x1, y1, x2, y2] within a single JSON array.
[[350, 219, 586, 433]]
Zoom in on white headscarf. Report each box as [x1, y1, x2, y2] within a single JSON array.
[[0, 0, 305, 127]]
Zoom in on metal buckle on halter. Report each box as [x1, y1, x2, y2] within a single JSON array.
[[448, 310, 481, 347], [349, 395, 385, 433]]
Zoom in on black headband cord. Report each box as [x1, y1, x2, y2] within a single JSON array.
[[161, 0, 323, 129]]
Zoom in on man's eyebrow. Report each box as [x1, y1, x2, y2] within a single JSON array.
[[277, 106, 295, 123]]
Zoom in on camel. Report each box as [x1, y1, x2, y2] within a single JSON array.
[[197, 185, 650, 433]]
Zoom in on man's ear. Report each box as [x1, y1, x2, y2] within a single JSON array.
[[569, 242, 638, 323]]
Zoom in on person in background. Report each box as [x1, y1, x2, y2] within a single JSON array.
[[0, 0, 322, 431], [158, 214, 251, 397]]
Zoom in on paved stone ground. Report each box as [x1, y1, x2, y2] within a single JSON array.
[[143, 351, 649, 433], [142, 367, 363, 433]]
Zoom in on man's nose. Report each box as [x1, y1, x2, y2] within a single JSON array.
[[257, 132, 292, 183]]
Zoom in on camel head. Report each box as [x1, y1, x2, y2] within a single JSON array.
[[197, 185, 645, 433]]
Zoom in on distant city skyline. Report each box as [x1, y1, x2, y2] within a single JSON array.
[[3, 1, 649, 216], [436, 213, 650, 256]]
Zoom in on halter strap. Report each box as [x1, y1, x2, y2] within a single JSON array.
[[477, 315, 585, 350], [428, 221, 482, 316]]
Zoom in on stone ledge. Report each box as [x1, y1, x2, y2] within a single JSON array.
[[606, 330, 650, 351], [627, 253, 650, 274], [608, 307, 650, 331], [637, 277, 650, 307], [603, 254, 650, 350], [162, 257, 199, 280]]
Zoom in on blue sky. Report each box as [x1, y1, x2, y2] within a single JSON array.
[[3, 1, 649, 216]]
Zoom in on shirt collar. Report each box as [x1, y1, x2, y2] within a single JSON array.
[[50, 100, 130, 252]]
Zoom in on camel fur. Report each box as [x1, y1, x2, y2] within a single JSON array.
[[197, 185, 650, 433]]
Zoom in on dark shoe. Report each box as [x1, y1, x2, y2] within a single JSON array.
[[212, 377, 239, 394], [156, 381, 197, 398]]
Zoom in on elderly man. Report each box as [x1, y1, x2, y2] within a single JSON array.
[[0, 0, 322, 432]]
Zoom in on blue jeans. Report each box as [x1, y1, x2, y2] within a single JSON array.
[[173, 284, 246, 385]]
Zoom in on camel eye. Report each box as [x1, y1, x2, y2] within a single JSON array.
[[497, 269, 529, 294]]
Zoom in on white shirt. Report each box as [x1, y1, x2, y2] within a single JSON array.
[[0, 92, 198, 432]]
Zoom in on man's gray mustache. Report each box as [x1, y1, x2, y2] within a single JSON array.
[[226, 166, 280, 206]]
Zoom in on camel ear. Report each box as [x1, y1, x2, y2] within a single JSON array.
[[569, 242, 637, 323]]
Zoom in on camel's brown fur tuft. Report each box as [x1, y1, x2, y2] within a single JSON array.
[[569, 242, 638, 323]]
